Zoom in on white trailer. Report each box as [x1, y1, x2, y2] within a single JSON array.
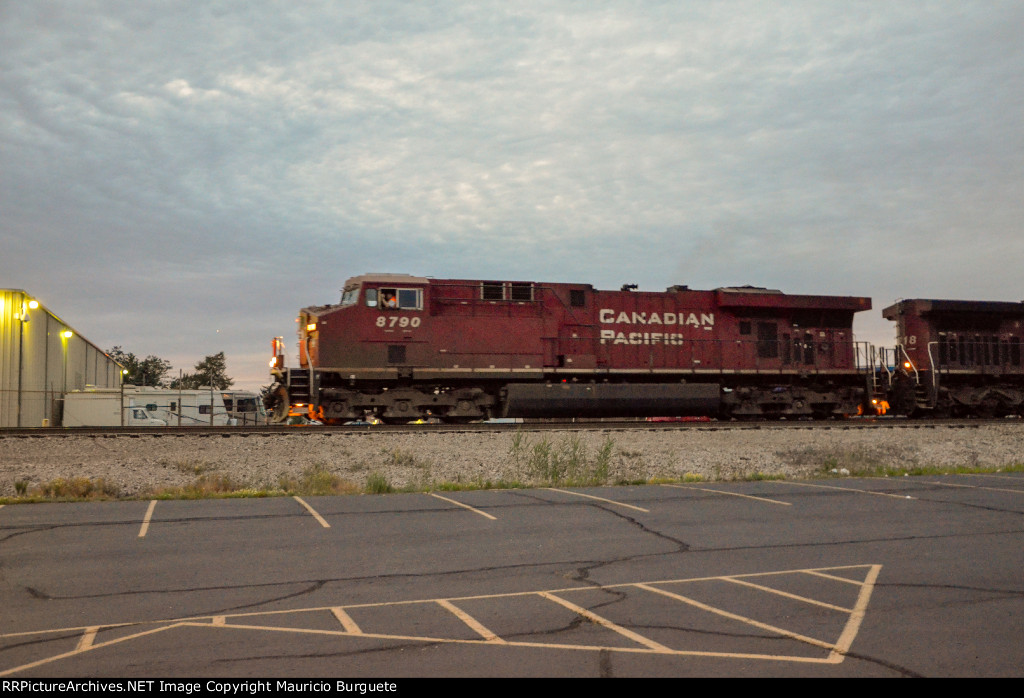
[[219, 390, 268, 426], [124, 386, 232, 426], [62, 390, 167, 427]]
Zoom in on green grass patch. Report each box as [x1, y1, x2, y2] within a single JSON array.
[[10, 477, 123, 501], [278, 463, 360, 496], [148, 474, 256, 499], [744, 471, 787, 481], [509, 432, 617, 486], [430, 479, 528, 492], [366, 472, 394, 494]]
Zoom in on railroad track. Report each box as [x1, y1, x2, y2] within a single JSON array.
[[1, 417, 1019, 439]]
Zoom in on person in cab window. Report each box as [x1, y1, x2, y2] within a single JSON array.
[[386, 294, 398, 308]]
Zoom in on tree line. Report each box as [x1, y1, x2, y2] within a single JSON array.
[[107, 348, 234, 390]]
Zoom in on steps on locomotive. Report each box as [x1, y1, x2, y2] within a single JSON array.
[[914, 385, 931, 409], [284, 368, 312, 402]]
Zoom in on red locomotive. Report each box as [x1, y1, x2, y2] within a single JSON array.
[[267, 273, 876, 423], [882, 299, 1024, 417]]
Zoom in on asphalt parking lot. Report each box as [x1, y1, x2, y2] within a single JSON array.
[[2, 473, 1023, 677]]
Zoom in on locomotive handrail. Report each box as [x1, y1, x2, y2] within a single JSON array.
[[927, 341, 940, 393], [878, 347, 893, 386], [897, 344, 920, 385]]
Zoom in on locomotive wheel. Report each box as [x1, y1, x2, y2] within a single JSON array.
[[974, 397, 1000, 419]]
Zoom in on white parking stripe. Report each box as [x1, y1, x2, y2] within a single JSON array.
[[662, 483, 792, 505], [293, 496, 331, 528], [76, 627, 99, 651], [331, 607, 362, 634], [768, 481, 915, 499], [538, 591, 670, 651], [967, 473, 1024, 483], [428, 492, 497, 520], [138, 500, 157, 538], [436, 599, 506, 643], [546, 488, 649, 512], [922, 480, 1024, 494]]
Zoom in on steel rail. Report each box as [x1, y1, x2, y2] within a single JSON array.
[[1, 417, 1018, 439]]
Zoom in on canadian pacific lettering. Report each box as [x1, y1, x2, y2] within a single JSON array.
[[598, 308, 713, 345], [598, 309, 714, 328]]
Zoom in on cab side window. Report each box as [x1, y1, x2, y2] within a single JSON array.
[[379, 287, 422, 310], [381, 289, 399, 309]]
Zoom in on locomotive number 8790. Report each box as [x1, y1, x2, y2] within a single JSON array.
[[266, 273, 1024, 423]]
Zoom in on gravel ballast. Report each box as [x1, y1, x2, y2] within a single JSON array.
[[1, 423, 1022, 498]]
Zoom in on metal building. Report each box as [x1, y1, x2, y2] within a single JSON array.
[[1, 289, 123, 427]]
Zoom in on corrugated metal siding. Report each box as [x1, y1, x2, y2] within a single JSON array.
[[0, 290, 21, 426], [1, 289, 122, 427]]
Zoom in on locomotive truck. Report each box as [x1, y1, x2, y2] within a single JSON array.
[[266, 273, 878, 424]]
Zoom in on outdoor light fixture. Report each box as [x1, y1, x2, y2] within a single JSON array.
[[62, 330, 73, 339]]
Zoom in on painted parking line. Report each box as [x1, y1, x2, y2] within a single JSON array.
[[539, 591, 671, 651], [767, 481, 915, 500], [293, 496, 330, 528], [75, 627, 99, 651], [662, 483, 792, 506], [0, 564, 882, 675], [436, 598, 505, 643], [331, 607, 362, 634], [966, 473, 1024, 483], [545, 488, 649, 513], [724, 577, 850, 612], [428, 493, 497, 520], [920, 480, 1024, 495], [635, 583, 836, 653], [1, 623, 186, 678], [804, 568, 867, 585], [138, 500, 157, 538]]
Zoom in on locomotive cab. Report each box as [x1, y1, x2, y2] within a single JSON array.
[[882, 299, 1024, 417]]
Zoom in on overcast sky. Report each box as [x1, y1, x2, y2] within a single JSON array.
[[3, 1, 1022, 390]]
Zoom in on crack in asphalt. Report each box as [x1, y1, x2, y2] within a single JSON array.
[[211, 580, 328, 615], [0, 631, 83, 653], [212, 639, 433, 665], [875, 581, 1024, 601], [840, 650, 924, 678]]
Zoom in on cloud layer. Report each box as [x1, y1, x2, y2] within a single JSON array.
[[3, 2, 1022, 386]]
